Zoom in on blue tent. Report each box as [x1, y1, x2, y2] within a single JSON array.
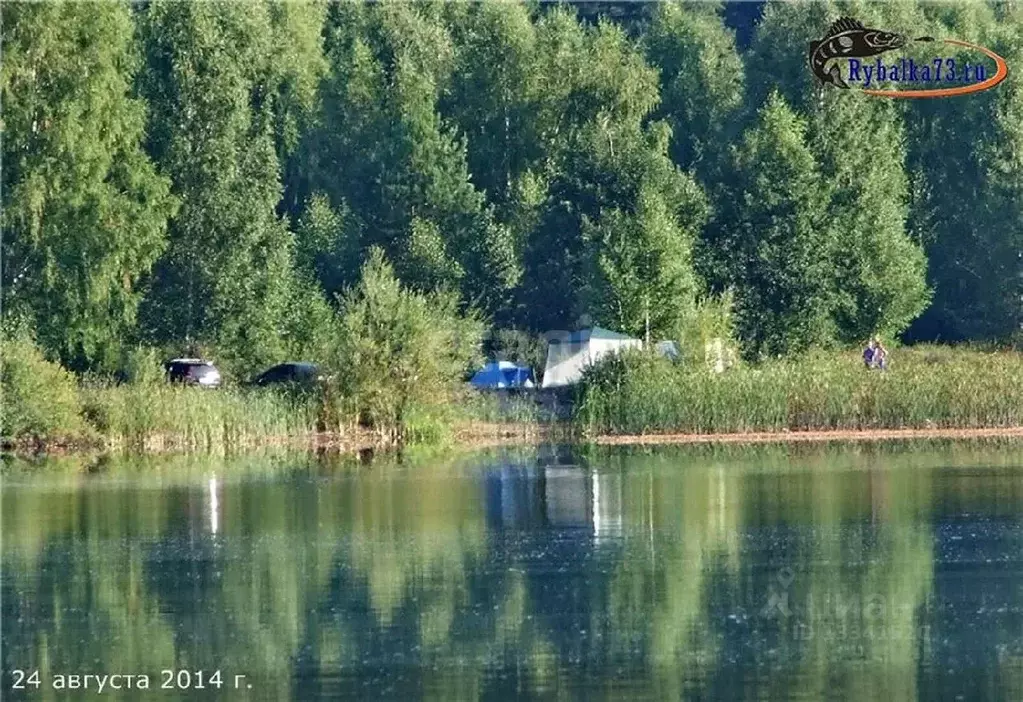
[[470, 361, 536, 389]]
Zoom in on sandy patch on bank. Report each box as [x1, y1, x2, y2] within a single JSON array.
[[590, 426, 1023, 446], [7, 425, 1023, 459]]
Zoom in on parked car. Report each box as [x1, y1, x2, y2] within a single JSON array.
[[164, 358, 222, 388], [250, 362, 323, 388]]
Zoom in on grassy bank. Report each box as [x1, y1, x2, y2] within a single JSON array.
[[6, 332, 1023, 456], [1, 335, 341, 454], [574, 346, 1023, 436], [2, 382, 560, 457], [1, 368, 557, 456], [77, 383, 325, 453]]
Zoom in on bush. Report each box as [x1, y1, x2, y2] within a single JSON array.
[[674, 291, 740, 372], [119, 345, 166, 386], [329, 248, 485, 436], [1, 334, 85, 441]]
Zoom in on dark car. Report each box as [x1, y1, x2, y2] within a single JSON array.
[[251, 362, 323, 388], [164, 358, 222, 388]]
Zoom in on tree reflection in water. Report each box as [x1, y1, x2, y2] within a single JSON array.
[[1, 444, 1021, 700]]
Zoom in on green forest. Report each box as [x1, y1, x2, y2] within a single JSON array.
[[3, 0, 1022, 380]]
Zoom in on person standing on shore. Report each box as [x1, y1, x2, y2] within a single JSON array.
[[863, 339, 876, 368], [874, 338, 889, 370]]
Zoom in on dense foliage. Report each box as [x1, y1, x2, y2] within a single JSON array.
[[0, 334, 85, 440], [3, 0, 1021, 375], [330, 249, 486, 436]]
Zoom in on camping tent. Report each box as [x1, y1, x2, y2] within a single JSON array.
[[654, 340, 680, 360], [704, 337, 737, 373], [541, 327, 641, 388], [470, 361, 535, 389]]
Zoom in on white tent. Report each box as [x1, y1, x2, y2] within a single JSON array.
[[704, 337, 738, 374], [541, 327, 641, 388]]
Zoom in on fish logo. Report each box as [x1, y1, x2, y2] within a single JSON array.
[[808, 17, 925, 89], [807, 18, 1008, 98]]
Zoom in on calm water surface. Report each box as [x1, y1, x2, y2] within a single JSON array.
[[2, 443, 1022, 701]]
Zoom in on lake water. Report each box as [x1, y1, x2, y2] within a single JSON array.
[[2, 442, 1021, 701]]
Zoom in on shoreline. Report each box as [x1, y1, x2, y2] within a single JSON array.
[[462, 424, 1023, 448], [5, 424, 1023, 460], [589, 426, 1023, 446]]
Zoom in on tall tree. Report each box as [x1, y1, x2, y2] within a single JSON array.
[[136, 0, 326, 372], [905, 6, 1023, 341], [1, 1, 177, 372], [307, 2, 519, 315], [643, 1, 745, 182], [581, 167, 707, 338], [978, 14, 1023, 341], [265, 0, 330, 221], [745, 1, 930, 343], [294, 193, 359, 301], [517, 12, 707, 335], [811, 93, 930, 343], [707, 93, 835, 358], [443, 2, 540, 214]]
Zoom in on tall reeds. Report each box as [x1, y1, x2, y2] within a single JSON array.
[[575, 346, 1023, 436], [78, 382, 322, 452]]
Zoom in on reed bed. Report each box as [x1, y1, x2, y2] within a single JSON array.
[[9, 340, 1023, 455], [456, 388, 549, 425], [78, 382, 322, 452], [574, 346, 1023, 436]]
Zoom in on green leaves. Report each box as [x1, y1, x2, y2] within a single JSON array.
[[710, 93, 835, 359], [512, 13, 708, 334], [0, 333, 85, 439], [583, 176, 706, 338], [644, 1, 745, 179], [714, 3, 932, 354], [1, 1, 177, 373], [810, 92, 930, 343], [6, 0, 1022, 382], [903, 7, 1023, 341], [135, 1, 318, 375], [310, 3, 520, 313], [332, 249, 485, 433]]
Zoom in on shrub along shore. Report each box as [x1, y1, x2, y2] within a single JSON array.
[[4, 336, 1023, 457]]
